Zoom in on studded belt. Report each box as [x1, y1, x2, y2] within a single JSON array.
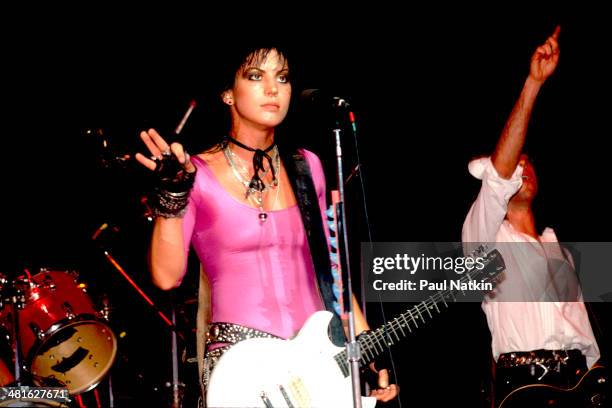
[[497, 349, 584, 369], [205, 321, 280, 348]]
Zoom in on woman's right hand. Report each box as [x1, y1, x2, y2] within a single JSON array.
[[135, 128, 196, 174]]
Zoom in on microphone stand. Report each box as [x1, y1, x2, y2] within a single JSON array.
[[331, 102, 363, 408], [166, 100, 196, 408]]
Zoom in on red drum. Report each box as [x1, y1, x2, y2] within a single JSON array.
[[0, 273, 15, 387], [17, 269, 117, 395]]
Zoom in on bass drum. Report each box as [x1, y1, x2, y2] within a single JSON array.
[[17, 269, 117, 395]]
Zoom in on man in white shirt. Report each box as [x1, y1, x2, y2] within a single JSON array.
[[462, 26, 601, 405]]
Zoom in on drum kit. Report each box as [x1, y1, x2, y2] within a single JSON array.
[[0, 260, 198, 407], [0, 268, 117, 402]]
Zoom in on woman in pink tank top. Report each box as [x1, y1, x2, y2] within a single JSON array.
[[135, 44, 398, 405]]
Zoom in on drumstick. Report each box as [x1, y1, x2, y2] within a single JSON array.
[[174, 99, 197, 135]]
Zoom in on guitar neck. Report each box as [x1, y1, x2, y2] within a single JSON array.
[[334, 251, 502, 376]]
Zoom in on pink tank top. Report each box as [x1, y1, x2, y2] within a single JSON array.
[[181, 149, 327, 339]]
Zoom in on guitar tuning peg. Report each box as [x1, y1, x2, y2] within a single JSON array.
[[327, 221, 337, 232], [330, 252, 338, 264], [325, 206, 334, 218]]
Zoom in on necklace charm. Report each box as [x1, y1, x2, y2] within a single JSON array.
[[259, 211, 268, 222]]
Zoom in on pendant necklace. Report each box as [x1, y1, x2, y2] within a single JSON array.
[[223, 144, 280, 221]]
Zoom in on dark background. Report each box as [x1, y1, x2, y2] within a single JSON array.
[[2, 6, 610, 407]]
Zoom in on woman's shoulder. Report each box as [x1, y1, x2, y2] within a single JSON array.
[[190, 151, 223, 190], [194, 149, 224, 168]]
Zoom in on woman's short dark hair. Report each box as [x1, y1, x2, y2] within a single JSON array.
[[217, 45, 291, 94]]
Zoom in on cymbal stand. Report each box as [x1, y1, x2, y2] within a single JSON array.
[[10, 272, 30, 386]]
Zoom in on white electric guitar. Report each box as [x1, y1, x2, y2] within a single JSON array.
[[207, 247, 505, 408]]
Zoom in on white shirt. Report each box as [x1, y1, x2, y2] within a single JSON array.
[[462, 157, 600, 367]]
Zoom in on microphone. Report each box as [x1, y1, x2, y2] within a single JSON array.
[[300, 89, 350, 108]]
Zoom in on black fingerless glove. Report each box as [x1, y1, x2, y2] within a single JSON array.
[[150, 152, 196, 218]]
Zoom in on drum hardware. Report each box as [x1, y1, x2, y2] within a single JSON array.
[[0, 274, 7, 310], [1, 271, 29, 387], [96, 245, 177, 333], [99, 294, 111, 322], [85, 128, 131, 170], [140, 196, 155, 223], [100, 248, 190, 404], [41, 274, 56, 291], [60, 303, 76, 320], [170, 295, 185, 408], [94, 229, 187, 405], [29, 322, 44, 341]]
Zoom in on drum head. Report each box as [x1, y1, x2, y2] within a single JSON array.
[[30, 320, 117, 395]]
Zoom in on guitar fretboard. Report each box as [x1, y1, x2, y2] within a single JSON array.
[[333, 248, 502, 377]]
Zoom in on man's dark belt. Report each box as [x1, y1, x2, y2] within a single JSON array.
[[497, 348, 584, 369], [493, 348, 592, 407]]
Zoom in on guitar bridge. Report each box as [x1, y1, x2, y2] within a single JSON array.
[[278, 385, 295, 408], [259, 391, 274, 408]]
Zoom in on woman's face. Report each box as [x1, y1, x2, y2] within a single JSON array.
[[226, 49, 291, 131]]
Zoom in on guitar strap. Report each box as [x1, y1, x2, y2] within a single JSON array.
[[282, 148, 347, 347]]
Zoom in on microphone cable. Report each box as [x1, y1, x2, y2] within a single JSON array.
[[346, 105, 403, 407]]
